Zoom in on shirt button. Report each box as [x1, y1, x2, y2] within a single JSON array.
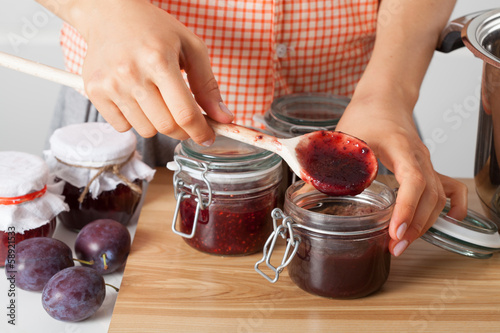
[[276, 44, 287, 58]]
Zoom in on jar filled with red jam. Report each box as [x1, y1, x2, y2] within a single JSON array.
[[168, 136, 282, 256], [44, 122, 155, 231], [0, 151, 68, 267], [255, 180, 396, 299]]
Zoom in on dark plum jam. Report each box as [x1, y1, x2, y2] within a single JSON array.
[[57, 180, 142, 231], [0, 218, 56, 267], [288, 228, 390, 299], [274, 180, 395, 299], [178, 187, 279, 256]]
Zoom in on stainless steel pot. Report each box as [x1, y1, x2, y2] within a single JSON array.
[[437, 9, 500, 226]]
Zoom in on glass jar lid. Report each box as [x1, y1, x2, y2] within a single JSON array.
[[262, 92, 350, 137], [421, 203, 500, 259], [170, 135, 281, 173], [168, 135, 282, 191]]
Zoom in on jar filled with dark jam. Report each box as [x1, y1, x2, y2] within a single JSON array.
[[45, 123, 155, 231], [169, 136, 282, 256], [0, 151, 68, 266], [255, 180, 396, 299]]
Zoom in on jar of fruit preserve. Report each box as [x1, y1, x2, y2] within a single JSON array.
[[255, 180, 395, 299], [256, 182, 500, 299], [0, 151, 68, 267], [44, 122, 155, 231], [168, 136, 282, 256]]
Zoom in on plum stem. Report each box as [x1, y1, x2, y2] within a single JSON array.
[[105, 283, 120, 292], [73, 258, 95, 266], [102, 253, 108, 270]]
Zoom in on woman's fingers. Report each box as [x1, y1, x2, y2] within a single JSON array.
[[153, 54, 216, 146], [133, 82, 189, 140], [439, 174, 468, 221], [182, 38, 234, 124], [80, 1, 232, 144], [387, 153, 467, 257], [374, 137, 450, 257]]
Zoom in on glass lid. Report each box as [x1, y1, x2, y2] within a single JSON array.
[[422, 202, 500, 259], [181, 135, 273, 163], [166, 135, 282, 175]]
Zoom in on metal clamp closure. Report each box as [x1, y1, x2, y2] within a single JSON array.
[[171, 156, 212, 239], [254, 208, 301, 283]]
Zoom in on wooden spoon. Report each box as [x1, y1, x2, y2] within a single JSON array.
[[207, 119, 378, 196], [0, 51, 378, 196]]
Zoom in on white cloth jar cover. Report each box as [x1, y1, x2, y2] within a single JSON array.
[[44, 122, 155, 198], [0, 151, 69, 233]]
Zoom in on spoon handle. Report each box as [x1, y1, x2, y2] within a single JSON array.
[[205, 118, 284, 153], [0, 51, 84, 91]]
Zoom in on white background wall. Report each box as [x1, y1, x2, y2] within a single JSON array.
[[0, 1, 64, 153], [0, 1, 499, 178]]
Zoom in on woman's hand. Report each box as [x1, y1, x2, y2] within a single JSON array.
[[334, 0, 465, 256], [47, 0, 234, 145], [336, 96, 468, 257]]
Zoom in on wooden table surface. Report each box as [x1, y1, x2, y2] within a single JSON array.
[[108, 169, 500, 332]]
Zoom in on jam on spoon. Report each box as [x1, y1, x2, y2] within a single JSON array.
[[295, 130, 378, 196]]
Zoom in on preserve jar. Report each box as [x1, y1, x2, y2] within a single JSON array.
[[168, 136, 282, 256], [44, 122, 155, 231], [256, 182, 500, 299], [255, 180, 395, 299], [0, 151, 68, 267]]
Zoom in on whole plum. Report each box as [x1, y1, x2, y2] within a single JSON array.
[[75, 219, 131, 274], [42, 266, 105, 321], [5, 237, 74, 291]]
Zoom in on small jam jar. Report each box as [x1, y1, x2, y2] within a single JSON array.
[[44, 122, 155, 231], [255, 180, 395, 299], [168, 136, 283, 256], [0, 151, 68, 267]]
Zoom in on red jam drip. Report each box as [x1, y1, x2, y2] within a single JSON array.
[[179, 190, 278, 256], [0, 218, 56, 267], [57, 180, 142, 231], [296, 131, 377, 196]]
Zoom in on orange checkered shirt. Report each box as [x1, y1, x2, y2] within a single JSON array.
[[60, 0, 379, 127]]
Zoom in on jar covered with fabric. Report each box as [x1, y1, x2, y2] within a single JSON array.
[[0, 151, 68, 266], [44, 122, 155, 231]]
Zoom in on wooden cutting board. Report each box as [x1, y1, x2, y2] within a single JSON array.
[[109, 169, 500, 332]]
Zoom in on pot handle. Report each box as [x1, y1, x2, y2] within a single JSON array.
[[436, 10, 489, 53]]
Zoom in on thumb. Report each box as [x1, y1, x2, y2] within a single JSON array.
[[183, 45, 234, 124]]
